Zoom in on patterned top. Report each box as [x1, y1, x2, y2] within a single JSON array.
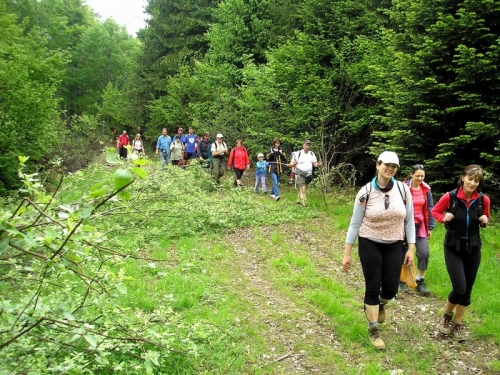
[[346, 181, 415, 244]]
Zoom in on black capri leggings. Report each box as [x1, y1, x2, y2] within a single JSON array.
[[358, 237, 404, 305], [444, 246, 481, 306], [234, 168, 244, 180]]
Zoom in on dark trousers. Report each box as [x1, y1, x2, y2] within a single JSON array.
[[234, 169, 244, 180], [358, 237, 404, 305], [444, 246, 481, 306], [119, 147, 127, 159]]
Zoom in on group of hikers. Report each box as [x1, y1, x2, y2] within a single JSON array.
[[343, 151, 491, 350], [118, 128, 491, 350], [136, 127, 322, 206]]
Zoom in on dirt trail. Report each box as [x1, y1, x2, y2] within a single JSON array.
[[224, 216, 499, 374]]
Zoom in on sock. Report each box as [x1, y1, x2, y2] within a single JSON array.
[[368, 322, 378, 328], [416, 276, 424, 281]]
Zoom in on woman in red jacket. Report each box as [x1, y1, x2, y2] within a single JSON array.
[[227, 140, 250, 187]]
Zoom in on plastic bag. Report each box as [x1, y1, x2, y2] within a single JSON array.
[[400, 263, 417, 289]]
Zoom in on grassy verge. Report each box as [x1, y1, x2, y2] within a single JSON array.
[[32, 161, 500, 373]]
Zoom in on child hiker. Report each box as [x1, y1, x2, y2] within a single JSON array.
[[254, 153, 269, 194]]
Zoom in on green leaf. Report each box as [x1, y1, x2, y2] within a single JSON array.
[[106, 151, 121, 165], [132, 158, 150, 166], [0, 237, 10, 254], [116, 283, 127, 295], [63, 311, 75, 321], [114, 169, 133, 191], [117, 190, 131, 201], [18, 156, 29, 163], [88, 187, 108, 199], [84, 335, 98, 347], [57, 211, 70, 220], [132, 167, 147, 179], [79, 206, 93, 219], [90, 179, 109, 192]]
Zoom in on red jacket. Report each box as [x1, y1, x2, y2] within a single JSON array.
[[118, 134, 129, 148], [228, 147, 250, 170]]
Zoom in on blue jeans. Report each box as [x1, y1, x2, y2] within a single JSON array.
[[271, 173, 280, 197], [159, 150, 170, 169]]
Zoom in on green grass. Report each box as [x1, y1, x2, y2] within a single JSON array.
[[9, 162, 498, 374]]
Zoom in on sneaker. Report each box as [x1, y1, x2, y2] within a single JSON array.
[[275, 196, 280, 201], [416, 279, 430, 296], [438, 312, 453, 335], [450, 322, 467, 343], [368, 326, 385, 350], [399, 282, 409, 292], [378, 304, 386, 324], [270, 194, 276, 199], [262, 191, 267, 194]]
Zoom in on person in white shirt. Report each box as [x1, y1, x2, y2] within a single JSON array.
[[289, 140, 322, 206]]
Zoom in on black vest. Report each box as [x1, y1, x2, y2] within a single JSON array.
[[444, 191, 483, 253]]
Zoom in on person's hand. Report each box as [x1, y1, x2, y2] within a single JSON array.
[[317, 161, 323, 167], [427, 231, 432, 240], [479, 215, 489, 227], [155, 149, 159, 155], [246, 165, 250, 170], [342, 254, 351, 272], [444, 212, 454, 222], [403, 248, 414, 266]]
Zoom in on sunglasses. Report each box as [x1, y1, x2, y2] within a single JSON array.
[[413, 164, 424, 170]]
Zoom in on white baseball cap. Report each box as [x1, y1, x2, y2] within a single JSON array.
[[378, 151, 400, 167], [257, 153, 264, 158], [216, 133, 224, 138]]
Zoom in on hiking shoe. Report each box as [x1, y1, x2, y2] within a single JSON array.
[[399, 282, 409, 292], [378, 304, 386, 324], [368, 326, 385, 350], [438, 312, 453, 335], [416, 279, 431, 296], [275, 196, 280, 202], [451, 322, 467, 342], [270, 194, 276, 199]]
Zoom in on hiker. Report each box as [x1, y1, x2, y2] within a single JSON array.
[[289, 140, 322, 206], [170, 134, 184, 166], [227, 139, 250, 187], [197, 132, 211, 167], [211, 134, 228, 186], [432, 165, 490, 343], [399, 164, 435, 295], [266, 138, 287, 201], [155, 128, 172, 169], [342, 151, 416, 350], [132, 134, 145, 155], [254, 153, 270, 194], [183, 127, 198, 163], [173, 127, 185, 142], [117, 130, 129, 159]]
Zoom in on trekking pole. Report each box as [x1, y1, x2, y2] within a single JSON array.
[[320, 164, 327, 207]]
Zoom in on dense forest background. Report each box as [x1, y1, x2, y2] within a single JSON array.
[[2, 0, 500, 198]]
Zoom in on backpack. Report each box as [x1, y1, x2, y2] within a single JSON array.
[[360, 179, 407, 208]]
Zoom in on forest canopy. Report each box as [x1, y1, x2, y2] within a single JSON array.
[[2, 0, 500, 198]]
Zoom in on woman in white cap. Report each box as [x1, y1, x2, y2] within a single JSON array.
[[342, 151, 415, 350]]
